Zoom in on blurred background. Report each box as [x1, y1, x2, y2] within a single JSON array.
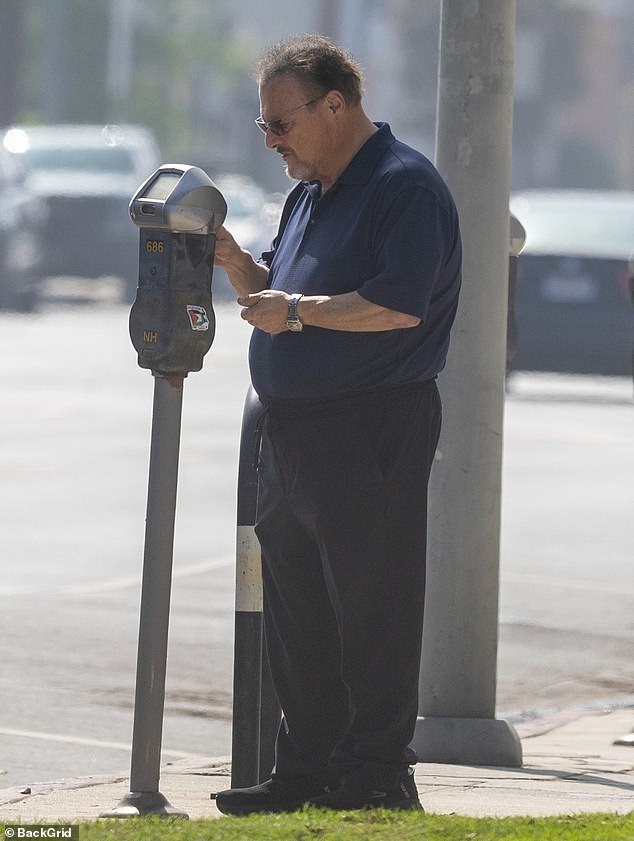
[[0, 0, 633, 790], [1, 0, 633, 368], [1, 0, 633, 192]]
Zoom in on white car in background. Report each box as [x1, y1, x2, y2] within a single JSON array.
[[3, 123, 160, 302]]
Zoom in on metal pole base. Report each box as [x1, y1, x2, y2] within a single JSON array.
[[412, 716, 523, 767], [100, 790, 189, 819]]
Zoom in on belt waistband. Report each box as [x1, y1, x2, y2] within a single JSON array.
[[260, 379, 437, 415]]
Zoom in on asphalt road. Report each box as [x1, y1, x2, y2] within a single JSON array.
[[0, 299, 632, 791], [498, 371, 634, 719]]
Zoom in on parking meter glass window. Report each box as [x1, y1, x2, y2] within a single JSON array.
[[142, 172, 182, 201]]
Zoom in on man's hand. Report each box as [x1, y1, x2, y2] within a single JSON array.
[[213, 226, 269, 296], [238, 290, 291, 334], [213, 226, 242, 268]]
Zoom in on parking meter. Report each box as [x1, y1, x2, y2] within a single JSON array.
[[128, 164, 227, 377], [507, 213, 526, 369], [103, 166, 226, 819]]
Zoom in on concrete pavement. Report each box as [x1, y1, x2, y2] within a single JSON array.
[[1, 707, 633, 821]]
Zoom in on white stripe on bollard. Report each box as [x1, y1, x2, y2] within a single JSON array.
[[235, 525, 263, 613]]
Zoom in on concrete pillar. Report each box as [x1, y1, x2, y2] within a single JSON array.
[[412, 0, 522, 767]]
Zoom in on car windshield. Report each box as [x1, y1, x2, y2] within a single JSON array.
[[22, 145, 136, 174], [511, 195, 634, 259]]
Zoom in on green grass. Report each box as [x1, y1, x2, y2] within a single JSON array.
[[6, 810, 633, 841]]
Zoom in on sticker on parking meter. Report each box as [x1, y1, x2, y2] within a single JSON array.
[[186, 305, 210, 331]]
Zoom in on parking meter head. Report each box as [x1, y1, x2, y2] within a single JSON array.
[[130, 165, 227, 234], [509, 214, 526, 258], [128, 165, 227, 377]]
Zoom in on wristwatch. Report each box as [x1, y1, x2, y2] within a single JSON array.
[[286, 293, 304, 332]]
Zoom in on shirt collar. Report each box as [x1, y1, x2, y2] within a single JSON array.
[[336, 122, 395, 185], [304, 180, 323, 201]]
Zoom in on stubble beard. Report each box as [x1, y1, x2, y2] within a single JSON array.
[[281, 155, 314, 183]]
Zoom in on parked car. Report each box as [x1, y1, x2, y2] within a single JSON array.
[[508, 189, 634, 376], [2, 124, 160, 301], [0, 143, 43, 310]]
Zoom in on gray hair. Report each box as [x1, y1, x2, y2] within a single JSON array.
[[253, 34, 363, 106]]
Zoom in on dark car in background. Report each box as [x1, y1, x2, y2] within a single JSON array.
[[509, 190, 634, 377], [0, 143, 43, 310], [2, 124, 160, 302]]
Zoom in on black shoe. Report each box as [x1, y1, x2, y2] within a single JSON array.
[[309, 767, 423, 811], [214, 777, 334, 815]]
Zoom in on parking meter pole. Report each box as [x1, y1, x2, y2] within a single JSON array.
[[230, 387, 281, 787], [411, 0, 522, 766], [130, 374, 183, 796], [102, 165, 226, 819], [103, 374, 187, 817]]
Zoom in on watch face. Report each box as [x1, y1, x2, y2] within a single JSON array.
[[287, 318, 303, 332]]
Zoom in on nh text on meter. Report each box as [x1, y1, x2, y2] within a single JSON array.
[[128, 165, 227, 377]]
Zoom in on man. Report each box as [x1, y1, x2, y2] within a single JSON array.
[[214, 34, 462, 813]]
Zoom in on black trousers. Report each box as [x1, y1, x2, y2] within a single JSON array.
[[255, 380, 442, 788]]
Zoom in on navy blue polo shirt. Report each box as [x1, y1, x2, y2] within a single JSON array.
[[249, 123, 461, 399]]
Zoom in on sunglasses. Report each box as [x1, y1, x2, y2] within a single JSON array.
[[254, 95, 325, 136]]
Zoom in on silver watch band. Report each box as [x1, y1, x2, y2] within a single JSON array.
[[286, 293, 304, 331]]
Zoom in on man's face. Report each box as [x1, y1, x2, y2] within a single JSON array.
[[258, 74, 332, 183]]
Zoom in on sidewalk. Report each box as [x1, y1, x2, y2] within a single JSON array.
[[1, 708, 633, 821]]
